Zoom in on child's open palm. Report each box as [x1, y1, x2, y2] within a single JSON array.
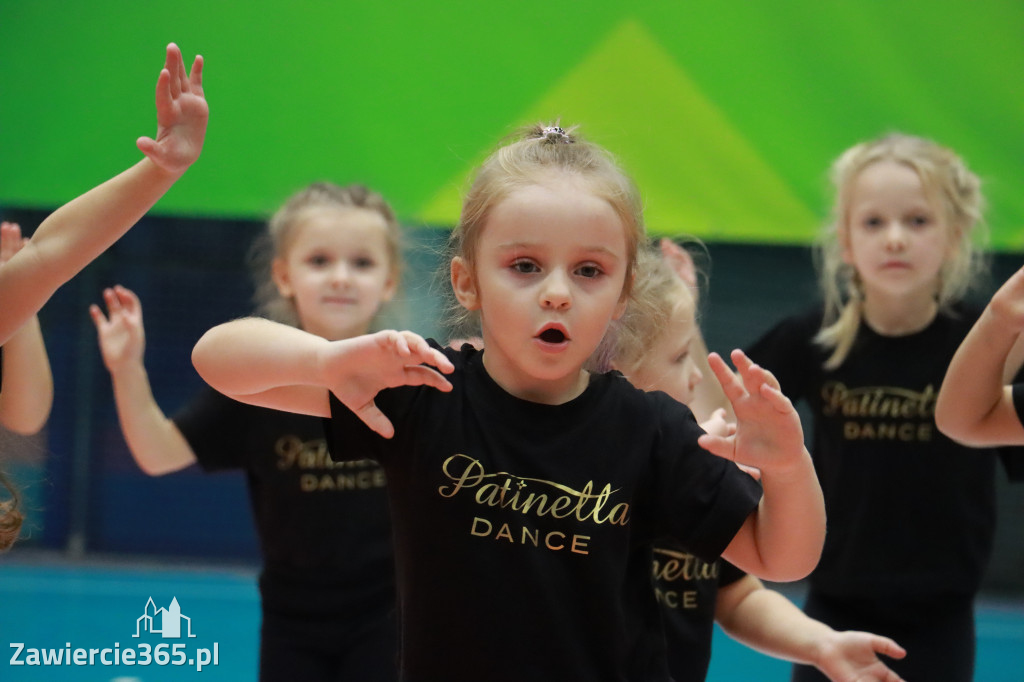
[[90, 285, 146, 374], [325, 330, 454, 439], [698, 349, 805, 474], [137, 43, 208, 174]]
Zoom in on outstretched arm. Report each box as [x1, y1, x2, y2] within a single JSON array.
[[90, 286, 196, 475], [701, 350, 825, 582], [0, 223, 53, 434], [0, 43, 208, 345], [937, 265, 1024, 446], [193, 318, 454, 437], [715, 576, 906, 682]]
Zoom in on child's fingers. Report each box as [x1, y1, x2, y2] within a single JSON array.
[[103, 287, 123, 312], [153, 67, 172, 118], [870, 634, 907, 660], [729, 349, 762, 387], [164, 43, 183, 98], [113, 285, 140, 310], [352, 402, 396, 439], [731, 350, 782, 397], [696, 432, 737, 463], [88, 304, 109, 329], [403, 366, 454, 393], [189, 55, 204, 93], [402, 332, 456, 374], [136, 136, 159, 160], [706, 352, 746, 403], [758, 382, 796, 414]]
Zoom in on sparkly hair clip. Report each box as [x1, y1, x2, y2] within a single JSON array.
[[539, 125, 574, 144]]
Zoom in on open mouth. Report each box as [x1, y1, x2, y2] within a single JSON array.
[[538, 328, 567, 344]]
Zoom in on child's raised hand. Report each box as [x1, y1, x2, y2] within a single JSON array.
[[0, 222, 29, 266], [90, 285, 146, 374], [136, 43, 208, 175], [325, 330, 455, 439], [814, 630, 906, 682], [698, 349, 805, 475]]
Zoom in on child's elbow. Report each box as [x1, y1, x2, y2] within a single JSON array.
[[191, 332, 218, 383]]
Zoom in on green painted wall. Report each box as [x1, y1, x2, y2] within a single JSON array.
[[2, 1, 1022, 246]]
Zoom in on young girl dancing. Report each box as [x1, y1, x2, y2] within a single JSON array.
[[91, 183, 403, 681], [603, 241, 905, 682], [745, 133, 1022, 682], [192, 123, 825, 682], [0, 42, 207, 551]]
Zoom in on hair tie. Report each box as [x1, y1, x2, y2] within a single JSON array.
[[540, 125, 573, 144]]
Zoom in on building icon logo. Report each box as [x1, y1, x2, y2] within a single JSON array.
[[133, 597, 197, 639]]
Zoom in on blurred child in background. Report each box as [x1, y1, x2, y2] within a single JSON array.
[[92, 183, 403, 681]]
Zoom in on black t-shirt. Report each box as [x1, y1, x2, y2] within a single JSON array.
[[174, 388, 395, 630], [653, 543, 747, 682], [324, 342, 762, 682], [748, 305, 1020, 602]]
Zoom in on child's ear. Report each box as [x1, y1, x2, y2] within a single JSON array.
[[381, 270, 399, 303], [838, 225, 854, 265], [451, 256, 480, 310], [271, 258, 293, 298], [659, 238, 697, 288]]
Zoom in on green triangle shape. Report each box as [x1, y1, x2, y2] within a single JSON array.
[[417, 19, 818, 242]]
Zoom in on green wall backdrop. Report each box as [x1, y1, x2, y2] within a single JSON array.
[[1, 1, 1022, 246]]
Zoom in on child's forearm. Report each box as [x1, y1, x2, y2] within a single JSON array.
[[716, 578, 831, 666], [108, 361, 197, 476], [32, 159, 182, 281], [192, 317, 329, 396], [937, 307, 1022, 445], [0, 315, 53, 434], [0, 159, 184, 345], [758, 449, 825, 579], [731, 449, 825, 582]]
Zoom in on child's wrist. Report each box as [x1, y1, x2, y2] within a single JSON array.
[[757, 447, 813, 482]]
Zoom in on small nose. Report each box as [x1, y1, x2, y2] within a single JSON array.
[[689, 365, 703, 390], [329, 262, 352, 283], [885, 221, 907, 251], [540, 270, 572, 311]]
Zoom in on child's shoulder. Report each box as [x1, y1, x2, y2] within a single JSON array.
[[598, 371, 699, 424]]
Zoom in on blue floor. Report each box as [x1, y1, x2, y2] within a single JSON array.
[[1, 553, 1022, 681]]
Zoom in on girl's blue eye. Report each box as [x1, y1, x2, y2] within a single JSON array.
[[354, 256, 376, 269], [864, 217, 883, 228], [308, 254, 330, 266], [910, 215, 930, 226], [576, 264, 602, 278]]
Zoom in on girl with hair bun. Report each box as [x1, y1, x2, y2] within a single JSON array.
[[192, 122, 825, 682]]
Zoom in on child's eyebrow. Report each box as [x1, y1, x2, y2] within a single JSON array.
[[495, 242, 621, 260]]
